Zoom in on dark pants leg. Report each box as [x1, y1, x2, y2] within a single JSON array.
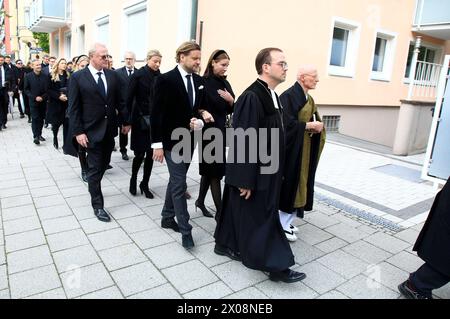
[[86, 137, 115, 209], [0, 90, 7, 125], [410, 263, 450, 298], [15, 94, 24, 115], [119, 127, 128, 154], [162, 151, 192, 235], [30, 104, 45, 138]]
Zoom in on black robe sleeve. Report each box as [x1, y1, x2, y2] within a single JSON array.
[[225, 92, 261, 190]]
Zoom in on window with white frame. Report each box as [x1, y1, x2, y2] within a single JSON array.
[[96, 16, 110, 47], [371, 31, 397, 81], [328, 18, 361, 77], [64, 31, 72, 60], [124, 2, 147, 60]]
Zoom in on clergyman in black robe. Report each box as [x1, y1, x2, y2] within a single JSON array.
[[214, 48, 306, 283], [278, 66, 326, 242]]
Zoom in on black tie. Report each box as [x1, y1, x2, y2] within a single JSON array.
[[97, 72, 106, 99], [128, 69, 133, 77], [186, 75, 194, 108]]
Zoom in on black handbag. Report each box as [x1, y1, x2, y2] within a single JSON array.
[[139, 115, 151, 131]]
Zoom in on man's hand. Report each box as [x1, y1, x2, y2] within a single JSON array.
[[76, 134, 89, 148], [153, 148, 164, 163], [239, 188, 252, 200], [36, 96, 43, 102], [121, 125, 131, 135], [306, 121, 324, 134], [59, 95, 68, 102], [190, 118, 204, 131]]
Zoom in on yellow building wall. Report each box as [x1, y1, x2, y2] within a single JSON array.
[[197, 0, 446, 107]]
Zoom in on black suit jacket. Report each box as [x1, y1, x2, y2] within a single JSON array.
[[151, 66, 206, 151], [68, 67, 129, 145], [24, 72, 48, 107], [116, 66, 136, 124]]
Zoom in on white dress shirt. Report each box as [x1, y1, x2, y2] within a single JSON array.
[[88, 64, 108, 95]]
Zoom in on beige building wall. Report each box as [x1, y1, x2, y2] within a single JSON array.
[[197, 0, 450, 147], [49, 0, 195, 72]]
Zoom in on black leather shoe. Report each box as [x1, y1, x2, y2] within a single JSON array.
[[214, 244, 241, 261], [28, 119, 32, 124], [39, 136, 46, 142], [121, 152, 129, 161], [81, 170, 88, 183], [20, 114, 25, 119], [161, 218, 180, 233], [33, 138, 40, 145], [269, 269, 307, 283], [195, 200, 214, 218], [182, 234, 195, 250], [2, 124, 7, 129], [94, 209, 111, 223], [398, 280, 432, 299], [106, 165, 113, 170]]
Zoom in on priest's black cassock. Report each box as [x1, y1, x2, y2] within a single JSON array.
[[214, 79, 295, 273]]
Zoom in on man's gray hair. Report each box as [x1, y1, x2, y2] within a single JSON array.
[[124, 51, 136, 59], [88, 43, 107, 58]]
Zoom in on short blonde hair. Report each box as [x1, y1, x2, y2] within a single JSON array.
[[146, 50, 162, 61], [176, 41, 201, 63]]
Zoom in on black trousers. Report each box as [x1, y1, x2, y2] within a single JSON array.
[[410, 262, 450, 298], [161, 151, 192, 235], [119, 127, 128, 154], [30, 103, 46, 138], [0, 89, 8, 125], [86, 136, 115, 209]]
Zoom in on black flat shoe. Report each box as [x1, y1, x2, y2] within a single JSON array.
[[214, 244, 241, 262], [195, 200, 214, 218], [139, 183, 154, 199], [182, 234, 195, 250], [122, 153, 129, 161], [39, 136, 46, 142], [106, 165, 113, 170], [94, 208, 111, 223], [33, 138, 40, 145], [161, 218, 180, 233], [398, 280, 432, 299], [269, 269, 307, 283]]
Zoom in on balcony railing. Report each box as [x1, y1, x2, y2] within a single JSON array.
[[409, 61, 443, 101], [27, 0, 72, 33]]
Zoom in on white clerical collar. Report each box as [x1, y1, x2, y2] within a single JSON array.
[[270, 89, 280, 109]]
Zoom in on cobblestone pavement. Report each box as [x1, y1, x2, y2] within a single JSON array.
[[0, 113, 449, 299]]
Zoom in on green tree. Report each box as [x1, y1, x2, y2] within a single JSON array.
[[33, 32, 50, 53]]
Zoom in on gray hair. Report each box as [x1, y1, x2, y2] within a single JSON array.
[[124, 51, 136, 59], [88, 43, 107, 58], [146, 50, 162, 61]]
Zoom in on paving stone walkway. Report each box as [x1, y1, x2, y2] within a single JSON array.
[[0, 113, 449, 299]]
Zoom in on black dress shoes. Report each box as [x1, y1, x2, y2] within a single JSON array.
[[106, 165, 113, 170], [161, 218, 180, 233], [81, 170, 88, 183], [94, 208, 111, 223], [39, 136, 46, 142], [182, 234, 195, 250], [398, 280, 432, 299], [33, 138, 40, 145], [214, 244, 241, 262], [269, 269, 307, 283], [121, 152, 129, 161]]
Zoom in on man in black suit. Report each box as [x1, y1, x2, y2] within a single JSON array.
[[152, 41, 213, 250], [68, 43, 131, 222], [24, 60, 48, 144], [115, 51, 137, 161], [0, 55, 14, 131]]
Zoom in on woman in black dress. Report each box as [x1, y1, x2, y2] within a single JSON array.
[[47, 58, 69, 149], [127, 50, 162, 198], [63, 55, 90, 182], [196, 50, 235, 218]]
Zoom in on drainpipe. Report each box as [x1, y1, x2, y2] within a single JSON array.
[[190, 0, 198, 41], [407, 36, 422, 100]]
